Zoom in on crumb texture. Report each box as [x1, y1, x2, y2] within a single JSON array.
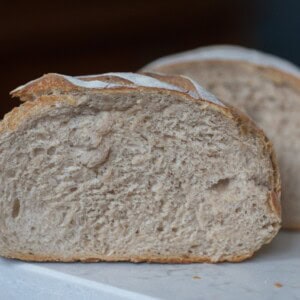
[[0, 89, 280, 262]]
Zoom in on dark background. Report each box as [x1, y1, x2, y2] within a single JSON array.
[[1, 0, 299, 117]]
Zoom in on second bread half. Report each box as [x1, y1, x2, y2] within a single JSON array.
[[143, 45, 300, 229]]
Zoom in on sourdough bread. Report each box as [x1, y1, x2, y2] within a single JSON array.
[[0, 72, 280, 262], [142, 45, 300, 229]]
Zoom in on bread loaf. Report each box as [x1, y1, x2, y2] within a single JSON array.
[[142, 45, 300, 229], [0, 72, 280, 262]]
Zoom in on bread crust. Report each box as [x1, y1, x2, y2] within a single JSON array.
[[0, 72, 281, 262], [2, 251, 253, 263]]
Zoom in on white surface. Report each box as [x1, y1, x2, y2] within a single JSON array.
[[0, 231, 299, 300]]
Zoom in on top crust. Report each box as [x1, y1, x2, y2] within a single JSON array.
[[10, 72, 224, 107], [142, 45, 300, 78]]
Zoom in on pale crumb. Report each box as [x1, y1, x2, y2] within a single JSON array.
[[0, 77, 280, 262]]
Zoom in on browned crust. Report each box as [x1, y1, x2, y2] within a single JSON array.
[[1, 251, 253, 263], [11, 74, 79, 101], [10, 72, 217, 103], [0, 73, 281, 262], [0, 95, 76, 134], [10, 73, 138, 102]]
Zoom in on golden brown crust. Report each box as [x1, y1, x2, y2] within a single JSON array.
[[11, 73, 206, 102], [0, 95, 76, 134], [2, 251, 253, 263], [10, 74, 79, 101]]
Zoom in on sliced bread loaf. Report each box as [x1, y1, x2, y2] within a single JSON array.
[[0, 72, 280, 262], [142, 45, 300, 229]]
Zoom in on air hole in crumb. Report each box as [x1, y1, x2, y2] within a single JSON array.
[[12, 199, 20, 218], [235, 207, 241, 213], [188, 250, 192, 254], [238, 243, 243, 247], [157, 226, 163, 232], [33, 148, 44, 156], [31, 226, 36, 231], [95, 224, 101, 230], [70, 187, 78, 193], [135, 230, 139, 234], [172, 227, 177, 232], [47, 147, 56, 155], [191, 245, 198, 248], [210, 178, 230, 192], [262, 224, 270, 229], [140, 134, 148, 141]]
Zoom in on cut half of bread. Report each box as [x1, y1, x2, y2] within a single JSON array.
[[0, 72, 280, 263], [142, 45, 300, 229]]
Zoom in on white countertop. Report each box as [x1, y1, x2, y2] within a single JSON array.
[[1, 231, 300, 300]]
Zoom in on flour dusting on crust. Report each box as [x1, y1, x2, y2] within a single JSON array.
[[11, 72, 224, 107], [144, 45, 300, 78], [181, 76, 224, 106]]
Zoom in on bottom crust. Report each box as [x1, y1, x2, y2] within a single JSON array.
[[1, 252, 254, 264]]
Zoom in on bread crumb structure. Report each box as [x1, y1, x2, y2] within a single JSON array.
[[0, 72, 281, 263]]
